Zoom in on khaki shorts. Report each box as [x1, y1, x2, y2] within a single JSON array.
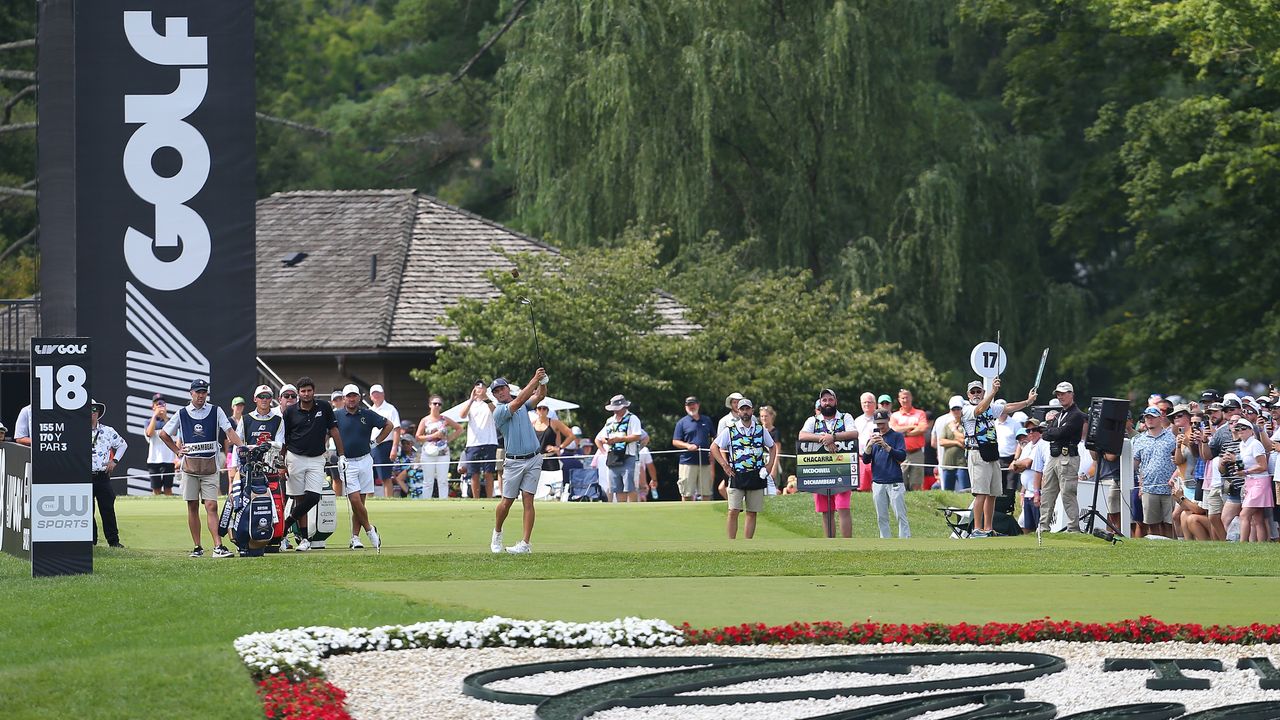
[[181, 471, 220, 502], [728, 487, 764, 513], [967, 450, 1002, 496], [677, 464, 713, 497], [1103, 479, 1120, 511], [1205, 486, 1224, 515], [1141, 493, 1174, 525]]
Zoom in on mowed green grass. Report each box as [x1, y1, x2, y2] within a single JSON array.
[[1, 492, 1278, 720]]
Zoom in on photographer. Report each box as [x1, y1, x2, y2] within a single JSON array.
[[861, 409, 909, 538]]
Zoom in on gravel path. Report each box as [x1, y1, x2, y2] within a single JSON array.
[[322, 642, 1280, 720]]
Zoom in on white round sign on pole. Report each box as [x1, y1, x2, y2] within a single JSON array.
[[969, 342, 1007, 379]]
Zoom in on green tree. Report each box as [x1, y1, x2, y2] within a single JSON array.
[[0, 3, 37, 296]]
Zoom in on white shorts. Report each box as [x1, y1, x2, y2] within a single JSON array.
[[341, 454, 376, 496], [285, 451, 327, 495]]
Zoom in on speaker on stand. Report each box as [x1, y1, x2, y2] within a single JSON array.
[[1082, 397, 1130, 540]]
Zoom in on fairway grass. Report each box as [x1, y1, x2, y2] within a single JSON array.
[[2, 493, 1278, 719]]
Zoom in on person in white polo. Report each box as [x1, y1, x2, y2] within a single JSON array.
[[490, 368, 548, 554], [335, 384, 393, 551]]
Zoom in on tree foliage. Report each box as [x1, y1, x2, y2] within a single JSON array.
[[415, 230, 946, 442]]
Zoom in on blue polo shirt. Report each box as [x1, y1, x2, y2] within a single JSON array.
[[673, 413, 713, 464], [335, 406, 387, 458], [493, 400, 539, 456]]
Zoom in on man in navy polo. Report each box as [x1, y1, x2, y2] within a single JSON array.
[[490, 368, 548, 554], [335, 384, 393, 551], [672, 396, 714, 501]]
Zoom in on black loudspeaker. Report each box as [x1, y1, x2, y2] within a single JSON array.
[[1086, 397, 1129, 455]]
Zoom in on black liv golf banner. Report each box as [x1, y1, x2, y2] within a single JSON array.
[[38, 0, 256, 494], [30, 338, 92, 576]]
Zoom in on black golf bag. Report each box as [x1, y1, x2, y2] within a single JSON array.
[[226, 443, 283, 557]]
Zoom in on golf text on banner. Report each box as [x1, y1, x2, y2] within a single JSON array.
[[30, 338, 93, 577], [37, 0, 256, 496]]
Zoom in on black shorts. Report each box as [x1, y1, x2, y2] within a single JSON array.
[[148, 463, 176, 490]]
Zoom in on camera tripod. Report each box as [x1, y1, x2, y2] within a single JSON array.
[[1080, 473, 1123, 544]]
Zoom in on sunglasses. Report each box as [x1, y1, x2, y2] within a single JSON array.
[[281, 393, 297, 399], [430, 401, 442, 406], [256, 394, 272, 400]]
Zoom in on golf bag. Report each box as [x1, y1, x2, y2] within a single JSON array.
[[228, 443, 284, 557], [567, 467, 606, 502], [305, 480, 339, 548]]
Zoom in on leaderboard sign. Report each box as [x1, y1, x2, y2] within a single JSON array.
[[37, 0, 256, 493], [29, 339, 93, 577]]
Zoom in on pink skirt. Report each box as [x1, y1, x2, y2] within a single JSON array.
[[1242, 475, 1275, 508]]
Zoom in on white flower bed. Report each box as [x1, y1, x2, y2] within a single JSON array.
[[234, 616, 686, 680]]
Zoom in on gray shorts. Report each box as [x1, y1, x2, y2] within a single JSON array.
[[1142, 493, 1174, 525], [1103, 478, 1120, 511], [728, 488, 764, 512], [501, 453, 543, 499], [1205, 486, 1224, 515], [181, 471, 219, 502]]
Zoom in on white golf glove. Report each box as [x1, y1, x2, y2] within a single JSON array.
[[338, 455, 349, 473]]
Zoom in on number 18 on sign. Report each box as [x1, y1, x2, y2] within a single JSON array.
[[969, 341, 1007, 380], [30, 338, 93, 577]]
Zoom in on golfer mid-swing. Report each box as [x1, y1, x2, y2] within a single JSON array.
[[489, 367, 548, 554]]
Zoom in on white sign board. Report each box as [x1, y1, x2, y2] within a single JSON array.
[[969, 342, 1007, 379]]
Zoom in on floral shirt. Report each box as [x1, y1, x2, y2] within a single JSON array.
[[91, 423, 128, 473], [1133, 428, 1175, 495]]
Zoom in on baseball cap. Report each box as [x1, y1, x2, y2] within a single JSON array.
[[342, 383, 360, 396], [948, 395, 963, 409], [1048, 398, 1062, 407], [967, 380, 984, 392], [1141, 407, 1162, 417], [1223, 398, 1243, 410], [490, 377, 510, 391], [877, 394, 892, 404], [329, 390, 342, 400], [873, 409, 891, 421], [190, 378, 209, 391], [1025, 418, 1043, 430], [151, 392, 165, 403], [737, 397, 754, 409], [279, 383, 297, 396], [1207, 402, 1224, 412], [370, 384, 385, 394], [1011, 411, 1028, 424], [819, 388, 837, 399], [1201, 389, 1221, 402], [399, 420, 414, 432], [231, 396, 246, 406], [1234, 418, 1255, 431], [684, 396, 699, 405], [253, 385, 274, 398], [1016, 427, 1028, 438], [570, 425, 583, 437], [1054, 381, 1074, 393]]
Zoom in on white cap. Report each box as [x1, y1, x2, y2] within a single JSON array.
[[1234, 418, 1255, 431], [737, 397, 754, 408], [253, 385, 273, 397], [1054, 381, 1074, 393], [1049, 398, 1062, 407], [370, 384, 385, 394], [570, 425, 583, 437], [948, 395, 964, 409], [1225, 392, 1240, 404], [279, 384, 297, 395], [725, 392, 744, 409], [1012, 411, 1028, 424], [342, 383, 360, 396]]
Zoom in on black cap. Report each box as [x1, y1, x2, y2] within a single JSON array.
[[873, 409, 891, 421], [684, 396, 699, 405], [190, 378, 209, 391], [1223, 398, 1242, 409], [1201, 389, 1221, 401]]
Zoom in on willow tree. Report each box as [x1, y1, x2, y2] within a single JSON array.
[[494, 0, 1086, 387]]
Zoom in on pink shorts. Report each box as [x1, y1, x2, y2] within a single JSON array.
[[814, 490, 852, 512], [1242, 476, 1275, 508]]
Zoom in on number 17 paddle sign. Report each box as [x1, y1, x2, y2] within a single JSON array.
[[969, 341, 1007, 379]]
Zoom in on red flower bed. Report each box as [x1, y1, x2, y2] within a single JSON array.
[[682, 616, 1280, 646], [259, 676, 352, 720]]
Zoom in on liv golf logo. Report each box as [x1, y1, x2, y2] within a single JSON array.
[[461, 651, 1280, 719], [120, 10, 214, 449]]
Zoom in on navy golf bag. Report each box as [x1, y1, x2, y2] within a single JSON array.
[[229, 443, 282, 557]]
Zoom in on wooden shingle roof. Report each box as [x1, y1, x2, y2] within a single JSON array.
[[256, 190, 695, 354]]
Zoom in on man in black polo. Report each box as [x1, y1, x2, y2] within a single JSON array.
[[281, 377, 344, 551], [1038, 380, 1088, 532]]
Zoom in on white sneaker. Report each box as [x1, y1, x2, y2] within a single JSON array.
[[490, 530, 505, 553], [349, 536, 364, 550], [279, 536, 292, 551], [507, 540, 531, 554], [368, 526, 381, 553], [296, 538, 311, 552]]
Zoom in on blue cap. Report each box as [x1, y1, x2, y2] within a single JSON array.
[[1141, 407, 1161, 417], [489, 377, 510, 391], [190, 378, 210, 391]]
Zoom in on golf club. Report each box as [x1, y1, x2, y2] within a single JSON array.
[[517, 296, 549, 384]]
